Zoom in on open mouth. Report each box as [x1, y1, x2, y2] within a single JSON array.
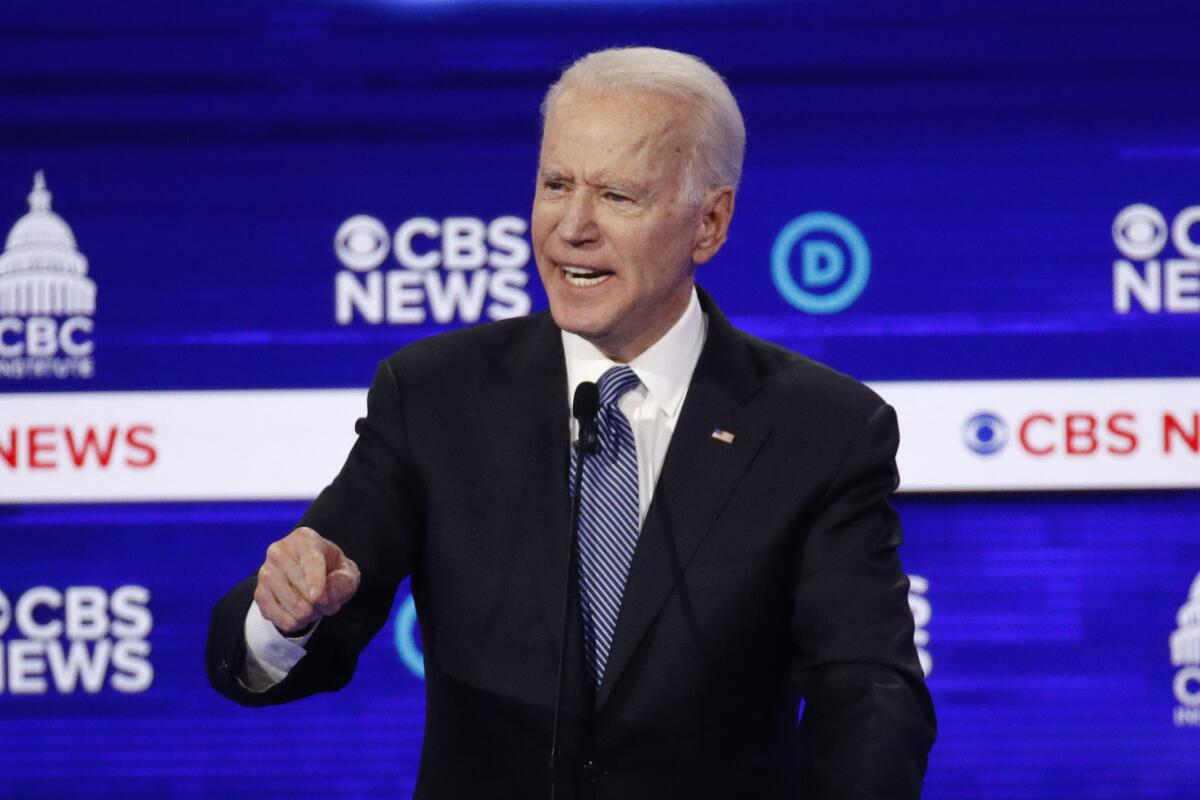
[[561, 265, 612, 287]]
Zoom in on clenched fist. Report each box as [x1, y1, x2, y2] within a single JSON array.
[[254, 526, 361, 635]]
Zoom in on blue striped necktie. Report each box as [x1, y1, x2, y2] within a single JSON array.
[[571, 365, 642, 688]]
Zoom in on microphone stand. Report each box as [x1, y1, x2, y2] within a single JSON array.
[[550, 384, 599, 800]]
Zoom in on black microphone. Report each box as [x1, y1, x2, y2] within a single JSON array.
[[549, 381, 601, 799], [573, 381, 600, 455]]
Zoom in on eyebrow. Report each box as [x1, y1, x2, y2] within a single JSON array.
[[539, 168, 570, 183], [538, 167, 652, 199], [597, 177, 649, 197]]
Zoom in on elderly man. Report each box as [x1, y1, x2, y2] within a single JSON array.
[[207, 46, 935, 799]]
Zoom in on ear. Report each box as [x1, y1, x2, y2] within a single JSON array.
[[691, 186, 736, 266]]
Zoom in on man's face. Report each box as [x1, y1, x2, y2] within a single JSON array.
[[532, 89, 728, 362]]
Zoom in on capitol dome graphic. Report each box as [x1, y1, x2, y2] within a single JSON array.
[[1170, 571, 1200, 667], [0, 171, 95, 316]]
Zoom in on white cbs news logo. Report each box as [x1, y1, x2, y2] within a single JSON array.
[[908, 574, 932, 677], [1112, 204, 1200, 314], [0, 172, 97, 380], [334, 214, 532, 325], [0, 586, 152, 695], [1170, 570, 1200, 726]]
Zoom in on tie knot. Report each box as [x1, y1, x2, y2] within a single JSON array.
[[597, 365, 640, 407]]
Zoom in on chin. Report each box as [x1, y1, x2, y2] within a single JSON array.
[[557, 318, 623, 355], [548, 300, 598, 335], [555, 318, 605, 343], [548, 305, 585, 336]]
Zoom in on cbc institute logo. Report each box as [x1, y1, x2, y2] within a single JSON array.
[[771, 212, 870, 314], [1170, 571, 1200, 727], [0, 171, 96, 380]]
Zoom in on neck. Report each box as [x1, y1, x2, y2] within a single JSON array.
[[595, 284, 695, 363]]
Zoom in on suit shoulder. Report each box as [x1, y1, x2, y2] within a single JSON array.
[[378, 313, 550, 385], [736, 329, 886, 421]]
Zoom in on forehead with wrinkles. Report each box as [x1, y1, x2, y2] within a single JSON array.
[[539, 89, 695, 195]]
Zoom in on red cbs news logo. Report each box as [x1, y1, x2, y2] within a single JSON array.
[[1, 423, 156, 471], [965, 410, 1199, 458]]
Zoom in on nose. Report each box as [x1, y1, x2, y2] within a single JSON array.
[[557, 189, 600, 246]]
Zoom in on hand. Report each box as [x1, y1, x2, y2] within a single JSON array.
[[254, 526, 361, 635]]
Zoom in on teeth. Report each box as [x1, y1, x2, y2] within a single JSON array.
[[562, 265, 610, 287]]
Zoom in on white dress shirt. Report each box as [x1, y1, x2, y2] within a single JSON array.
[[240, 288, 708, 691], [562, 287, 707, 527]]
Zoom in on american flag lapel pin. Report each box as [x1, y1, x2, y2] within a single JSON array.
[[711, 428, 735, 445]]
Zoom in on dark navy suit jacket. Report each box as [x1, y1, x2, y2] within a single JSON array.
[[207, 288, 936, 799]]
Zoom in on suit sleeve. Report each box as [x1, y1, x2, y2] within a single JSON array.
[[206, 359, 425, 706], [790, 402, 936, 799]]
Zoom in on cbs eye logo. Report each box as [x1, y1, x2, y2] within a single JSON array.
[[335, 215, 391, 271], [1113, 203, 1200, 260], [771, 212, 871, 314], [963, 412, 1008, 456]]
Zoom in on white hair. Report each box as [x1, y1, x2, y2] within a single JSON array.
[[541, 46, 745, 204]]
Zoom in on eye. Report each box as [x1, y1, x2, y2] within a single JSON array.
[[604, 191, 633, 204]]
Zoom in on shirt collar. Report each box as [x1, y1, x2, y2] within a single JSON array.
[[562, 287, 706, 419]]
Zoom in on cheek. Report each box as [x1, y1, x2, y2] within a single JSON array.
[[530, 203, 555, 244], [633, 223, 687, 263]]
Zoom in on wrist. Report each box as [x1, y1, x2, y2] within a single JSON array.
[[275, 620, 317, 639]]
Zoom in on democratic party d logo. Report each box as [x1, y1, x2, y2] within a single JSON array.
[[771, 212, 870, 314], [393, 594, 424, 679]]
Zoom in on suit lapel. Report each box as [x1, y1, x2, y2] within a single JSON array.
[[476, 314, 575, 654], [596, 292, 772, 709]]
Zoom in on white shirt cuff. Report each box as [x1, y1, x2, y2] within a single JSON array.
[[238, 600, 316, 692]]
